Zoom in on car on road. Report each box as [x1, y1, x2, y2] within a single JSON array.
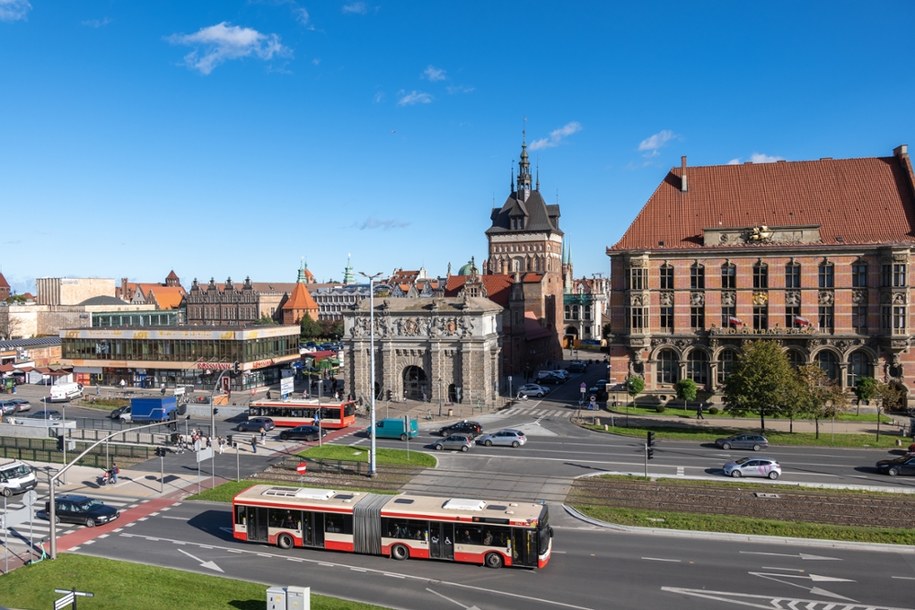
[[236, 417, 276, 432], [715, 434, 769, 451], [433, 434, 472, 452], [44, 494, 120, 527], [27, 409, 62, 421], [517, 383, 550, 398], [476, 429, 527, 448], [535, 371, 566, 385], [278, 425, 327, 442], [5, 398, 31, 413], [722, 457, 781, 479], [108, 405, 130, 420], [875, 454, 915, 476], [0, 400, 18, 416], [588, 379, 609, 394], [437, 420, 482, 438]]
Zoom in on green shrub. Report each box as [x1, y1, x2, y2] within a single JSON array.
[[655, 405, 667, 413], [708, 407, 719, 415]]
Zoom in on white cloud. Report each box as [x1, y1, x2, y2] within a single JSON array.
[[529, 121, 583, 151], [293, 7, 314, 29], [373, 90, 386, 104], [446, 84, 475, 95], [353, 217, 410, 230], [167, 22, 291, 75], [81, 17, 112, 28], [727, 152, 786, 165], [0, 0, 31, 22], [397, 90, 432, 106], [637, 129, 677, 158], [342, 2, 368, 15], [423, 65, 446, 81]]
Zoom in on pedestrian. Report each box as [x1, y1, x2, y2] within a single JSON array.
[[260, 426, 266, 441], [110, 462, 119, 484], [218, 437, 225, 454], [206, 435, 212, 448], [696, 403, 705, 420], [250, 436, 258, 454]]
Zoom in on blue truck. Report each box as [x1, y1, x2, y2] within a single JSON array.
[[120, 396, 178, 423]]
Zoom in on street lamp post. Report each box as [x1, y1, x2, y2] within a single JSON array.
[[359, 271, 382, 478]]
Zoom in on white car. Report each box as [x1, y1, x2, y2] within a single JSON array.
[[722, 457, 781, 480], [518, 384, 550, 398]]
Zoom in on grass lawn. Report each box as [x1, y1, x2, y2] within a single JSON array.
[[300, 444, 437, 467], [572, 504, 915, 545], [0, 554, 385, 610], [585, 421, 904, 449]]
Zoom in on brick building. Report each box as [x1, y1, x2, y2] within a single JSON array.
[[607, 145, 915, 408]]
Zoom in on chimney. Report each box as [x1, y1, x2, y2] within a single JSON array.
[[680, 155, 688, 192], [894, 144, 909, 158]]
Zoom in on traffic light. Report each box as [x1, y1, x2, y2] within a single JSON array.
[[646, 431, 656, 460], [226, 434, 233, 447], [233, 361, 240, 375], [56, 435, 65, 451], [386, 389, 392, 401], [155, 447, 167, 457], [646, 431, 656, 447]]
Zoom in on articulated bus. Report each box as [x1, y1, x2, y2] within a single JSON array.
[[232, 485, 552, 569], [246, 399, 356, 429]]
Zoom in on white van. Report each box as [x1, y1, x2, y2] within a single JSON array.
[[0, 460, 38, 497], [49, 382, 83, 403]]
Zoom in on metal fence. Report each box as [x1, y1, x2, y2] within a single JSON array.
[[0, 436, 154, 468]]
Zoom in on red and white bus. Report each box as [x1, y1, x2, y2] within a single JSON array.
[[232, 485, 552, 569], [246, 399, 357, 429]]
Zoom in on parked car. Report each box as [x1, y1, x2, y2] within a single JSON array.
[[27, 409, 62, 421], [44, 494, 120, 527], [588, 379, 609, 394], [477, 429, 527, 448], [6, 398, 31, 412], [108, 405, 130, 420], [278, 425, 327, 442], [0, 401, 18, 416], [875, 454, 915, 476], [567, 361, 587, 373], [517, 384, 550, 398], [437, 420, 482, 438], [715, 434, 769, 451], [236, 417, 276, 432], [535, 371, 565, 385], [433, 434, 473, 452], [722, 457, 781, 479]]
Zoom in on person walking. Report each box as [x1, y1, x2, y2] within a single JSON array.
[[250, 436, 257, 454], [260, 426, 267, 442], [110, 462, 119, 484], [696, 403, 705, 420]]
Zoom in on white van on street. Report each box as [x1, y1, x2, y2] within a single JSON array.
[[48, 382, 83, 403], [0, 460, 38, 497]]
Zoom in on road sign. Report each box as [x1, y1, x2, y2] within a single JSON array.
[[196, 446, 213, 462], [296, 462, 307, 474], [580, 382, 587, 393]]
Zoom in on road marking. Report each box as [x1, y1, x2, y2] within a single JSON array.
[[177, 547, 223, 573], [426, 587, 480, 609], [642, 557, 681, 563], [891, 575, 915, 580], [749, 571, 857, 602], [761, 566, 805, 572], [661, 587, 907, 609], [741, 551, 841, 561]]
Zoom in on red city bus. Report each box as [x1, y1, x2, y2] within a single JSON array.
[[232, 485, 552, 569], [246, 399, 356, 429]]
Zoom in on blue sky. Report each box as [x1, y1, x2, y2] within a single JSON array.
[[2, 1, 914, 295]]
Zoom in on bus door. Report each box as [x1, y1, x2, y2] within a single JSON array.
[[302, 511, 325, 548], [246, 507, 269, 543], [429, 522, 454, 560], [511, 528, 538, 568]]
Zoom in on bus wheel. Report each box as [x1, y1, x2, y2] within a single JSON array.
[[484, 552, 504, 569], [391, 544, 409, 560], [277, 533, 294, 550], [400, 433, 407, 441]]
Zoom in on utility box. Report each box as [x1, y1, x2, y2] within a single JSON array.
[[267, 586, 310, 610]]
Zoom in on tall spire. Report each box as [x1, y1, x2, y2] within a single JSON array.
[[296, 258, 308, 283], [517, 129, 532, 199], [343, 253, 355, 285]]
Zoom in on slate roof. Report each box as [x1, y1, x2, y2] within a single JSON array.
[[609, 146, 915, 251], [79, 295, 129, 306], [486, 190, 562, 236]]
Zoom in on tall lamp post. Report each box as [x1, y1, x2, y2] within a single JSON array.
[[359, 271, 382, 478]]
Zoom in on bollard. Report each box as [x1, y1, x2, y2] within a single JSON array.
[[604, 424, 608, 431]]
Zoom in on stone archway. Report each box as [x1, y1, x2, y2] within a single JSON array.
[[402, 365, 428, 401]]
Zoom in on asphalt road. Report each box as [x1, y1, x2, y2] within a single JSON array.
[[73, 499, 915, 610]]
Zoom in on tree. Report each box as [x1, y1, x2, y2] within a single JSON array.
[[627, 376, 644, 408], [794, 364, 846, 439], [853, 376, 878, 415], [299, 313, 322, 339], [320, 319, 344, 340], [721, 341, 795, 432], [875, 380, 907, 413], [675, 378, 698, 413]]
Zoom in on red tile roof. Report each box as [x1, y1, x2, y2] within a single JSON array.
[[444, 274, 514, 307], [610, 147, 915, 251], [284, 282, 318, 311]]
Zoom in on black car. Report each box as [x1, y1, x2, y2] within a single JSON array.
[[27, 409, 62, 421], [437, 420, 482, 438], [236, 417, 276, 432], [279, 425, 328, 442], [876, 454, 915, 476], [108, 405, 129, 420], [44, 494, 120, 527]]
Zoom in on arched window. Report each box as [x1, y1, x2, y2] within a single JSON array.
[[656, 349, 679, 385], [847, 351, 874, 387], [687, 350, 709, 386], [786, 349, 806, 369], [817, 351, 840, 381], [717, 349, 736, 385]]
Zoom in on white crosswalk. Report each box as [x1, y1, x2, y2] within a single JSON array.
[[498, 406, 569, 419], [1, 484, 139, 561]]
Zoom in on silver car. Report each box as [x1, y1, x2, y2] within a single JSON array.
[[433, 434, 472, 452], [715, 434, 769, 451], [477, 429, 527, 448], [723, 457, 781, 480]]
